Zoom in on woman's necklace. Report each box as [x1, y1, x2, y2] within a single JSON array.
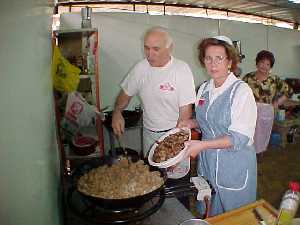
[[255, 72, 269, 90], [255, 72, 268, 82]]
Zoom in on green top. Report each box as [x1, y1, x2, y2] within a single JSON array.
[[242, 71, 293, 104]]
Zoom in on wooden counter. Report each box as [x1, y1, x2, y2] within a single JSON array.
[[205, 199, 278, 225]]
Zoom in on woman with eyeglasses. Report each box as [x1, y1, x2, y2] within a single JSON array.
[[178, 36, 257, 216]]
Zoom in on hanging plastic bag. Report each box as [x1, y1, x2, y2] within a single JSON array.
[[51, 45, 81, 93], [64, 92, 98, 127]]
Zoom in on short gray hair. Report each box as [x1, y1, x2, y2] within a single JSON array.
[[144, 26, 173, 48]]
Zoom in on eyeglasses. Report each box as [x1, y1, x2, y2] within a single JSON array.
[[204, 55, 227, 64]]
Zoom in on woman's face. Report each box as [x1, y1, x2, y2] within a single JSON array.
[[256, 59, 272, 75], [204, 45, 232, 82]]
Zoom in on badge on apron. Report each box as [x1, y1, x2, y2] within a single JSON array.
[[198, 98, 205, 106]]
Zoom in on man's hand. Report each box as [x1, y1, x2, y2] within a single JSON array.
[[111, 90, 132, 136], [111, 110, 125, 136]]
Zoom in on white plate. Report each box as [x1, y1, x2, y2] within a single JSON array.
[[148, 127, 191, 169], [166, 157, 190, 179]]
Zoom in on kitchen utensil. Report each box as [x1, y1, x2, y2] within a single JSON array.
[[117, 134, 128, 156], [71, 155, 167, 209], [253, 208, 267, 225], [70, 154, 197, 210], [109, 147, 140, 163], [179, 219, 211, 225]]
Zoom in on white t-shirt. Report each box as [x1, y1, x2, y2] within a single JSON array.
[[196, 73, 257, 144], [121, 56, 196, 131]]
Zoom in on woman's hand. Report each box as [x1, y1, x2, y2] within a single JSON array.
[[177, 119, 199, 129], [277, 95, 288, 107], [273, 95, 288, 109], [184, 140, 206, 158]]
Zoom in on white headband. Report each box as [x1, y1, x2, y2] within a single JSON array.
[[213, 35, 233, 46]]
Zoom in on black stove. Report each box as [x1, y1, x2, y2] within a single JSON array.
[[66, 185, 165, 225], [64, 156, 197, 225]]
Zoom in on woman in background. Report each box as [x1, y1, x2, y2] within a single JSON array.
[[243, 50, 292, 108], [243, 50, 293, 154], [179, 36, 257, 216]]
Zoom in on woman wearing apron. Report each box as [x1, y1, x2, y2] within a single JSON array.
[[243, 50, 293, 154], [179, 36, 257, 216]]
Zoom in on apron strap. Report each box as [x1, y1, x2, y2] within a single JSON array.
[[229, 80, 245, 106]]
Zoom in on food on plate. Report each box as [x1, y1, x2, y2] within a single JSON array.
[[153, 130, 189, 163], [77, 158, 164, 199]]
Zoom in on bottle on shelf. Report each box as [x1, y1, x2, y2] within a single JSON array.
[[81, 35, 94, 75], [86, 50, 94, 75], [81, 52, 88, 75], [277, 181, 300, 225]]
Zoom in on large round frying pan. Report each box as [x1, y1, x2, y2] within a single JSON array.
[[70, 148, 168, 209]]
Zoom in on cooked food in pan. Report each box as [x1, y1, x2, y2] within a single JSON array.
[[77, 158, 164, 199], [153, 130, 189, 163]]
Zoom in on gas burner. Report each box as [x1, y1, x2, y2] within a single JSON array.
[[67, 186, 165, 224]]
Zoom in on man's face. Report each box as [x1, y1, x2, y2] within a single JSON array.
[[144, 32, 171, 67]]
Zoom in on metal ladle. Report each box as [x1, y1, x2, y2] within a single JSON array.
[[117, 134, 128, 157], [116, 134, 132, 168]]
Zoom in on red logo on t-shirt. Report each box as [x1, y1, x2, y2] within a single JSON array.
[[159, 82, 174, 91]]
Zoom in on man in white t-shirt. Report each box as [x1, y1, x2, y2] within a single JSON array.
[[112, 26, 196, 157]]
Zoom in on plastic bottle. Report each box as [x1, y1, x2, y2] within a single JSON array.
[[277, 181, 300, 225], [86, 51, 94, 75]]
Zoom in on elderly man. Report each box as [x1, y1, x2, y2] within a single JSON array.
[[112, 26, 196, 157]]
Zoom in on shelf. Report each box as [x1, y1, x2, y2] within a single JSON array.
[[79, 74, 94, 78], [54, 28, 97, 35], [53, 27, 104, 176], [64, 144, 101, 160]]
